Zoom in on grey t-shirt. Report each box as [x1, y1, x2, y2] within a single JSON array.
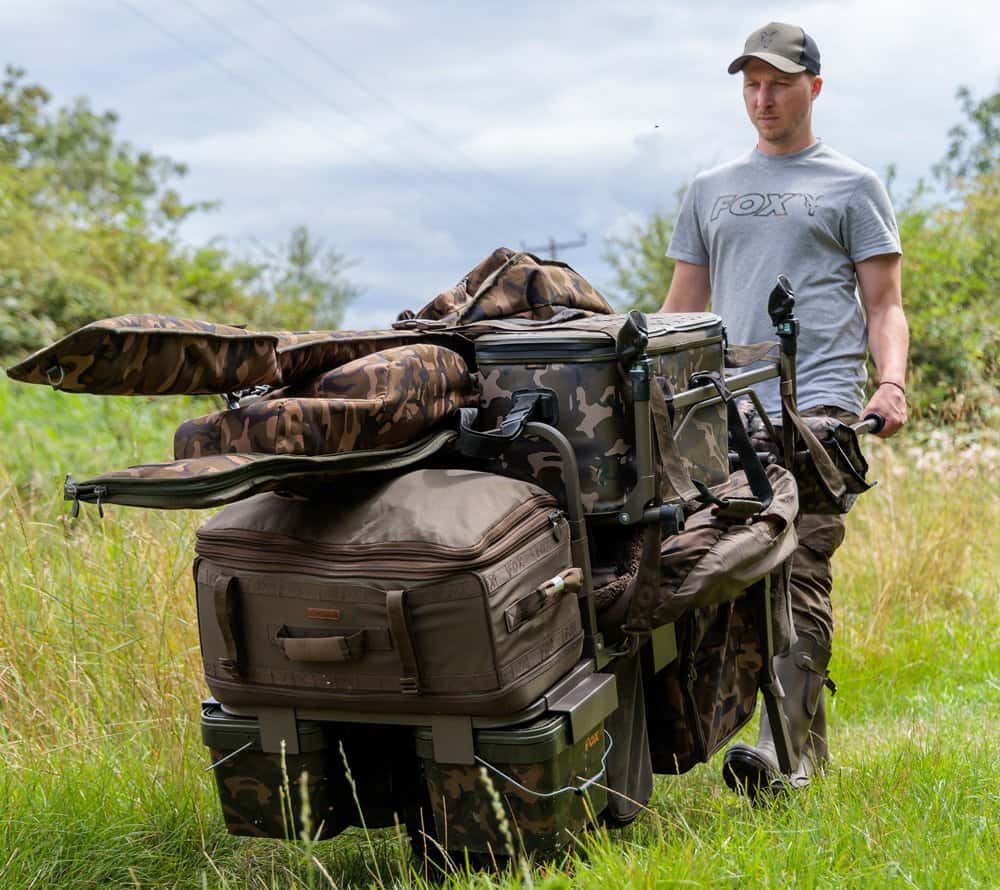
[[667, 141, 901, 416]]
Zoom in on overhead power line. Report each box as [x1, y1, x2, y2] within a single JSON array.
[[174, 0, 524, 230], [239, 0, 548, 212], [117, 1, 392, 180], [121, 1, 583, 248], [118, 0, 515, 235]]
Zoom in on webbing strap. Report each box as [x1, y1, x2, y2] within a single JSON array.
[[213, 575, 242, 678], [386, 589, 420, 694], [690, 371, 773, 516], [649, 376, 699, 504], [776, 353, 846, 502], [623, 518, 667, 633]]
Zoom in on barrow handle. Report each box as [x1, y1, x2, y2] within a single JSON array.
[[851, 413, 885, 436]]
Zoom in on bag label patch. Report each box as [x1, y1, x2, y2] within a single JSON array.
[[483, 536, 559, 592]]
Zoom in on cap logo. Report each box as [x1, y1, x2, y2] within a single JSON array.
[[759, 29, 777, 48]]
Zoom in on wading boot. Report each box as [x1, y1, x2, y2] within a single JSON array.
[[722, 632, 834, 801], [790, 686, 830, 786]]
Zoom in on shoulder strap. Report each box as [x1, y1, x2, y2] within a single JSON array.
[[689, 371, 774, 517]]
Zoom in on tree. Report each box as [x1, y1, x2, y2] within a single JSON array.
[[0, 66, 358, 359], [247, 226, 358, 331], [933, 82, 1000, 184], [902, 83, 999, 421], [603, 187, 686, 312]]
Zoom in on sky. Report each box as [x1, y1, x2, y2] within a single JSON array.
[[4, 0, 997, 329]]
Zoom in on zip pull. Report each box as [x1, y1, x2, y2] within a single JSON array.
[[547, 510, 564, 541]]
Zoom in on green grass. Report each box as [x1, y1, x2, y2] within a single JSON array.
[[1, 376, 997, 888]]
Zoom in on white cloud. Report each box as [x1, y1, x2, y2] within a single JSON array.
[[4, 0, 998, 318]]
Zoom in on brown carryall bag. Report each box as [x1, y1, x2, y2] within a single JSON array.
[[195, 468, 584, 715], [174, 343, 478, 458]]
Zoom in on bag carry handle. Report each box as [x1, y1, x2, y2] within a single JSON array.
[[275, 627, 368, 663], [505, 567, 582, 632], [213, 574, 243, 679], [689, 370, 774, 517], [456, 389, 558, 459]]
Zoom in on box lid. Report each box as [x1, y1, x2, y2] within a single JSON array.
[[416, 712, 588, 764], [475, 312, 723, 363], [200, 701, 327, 753]]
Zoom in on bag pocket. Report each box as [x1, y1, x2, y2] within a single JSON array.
[[645, 598, 762, 774]]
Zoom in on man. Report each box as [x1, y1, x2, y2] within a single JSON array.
[[660, 22, 909, 797]]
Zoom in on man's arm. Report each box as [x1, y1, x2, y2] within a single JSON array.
[[659, 260, 711, 312], [857, 253, 908, 438]]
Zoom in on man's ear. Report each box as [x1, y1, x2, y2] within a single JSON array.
[[811, 75, 823, 100]]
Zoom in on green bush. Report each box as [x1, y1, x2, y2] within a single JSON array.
[[0, 66, 357, 360]]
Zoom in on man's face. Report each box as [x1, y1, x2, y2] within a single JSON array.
[[741, 58, 821, 148]]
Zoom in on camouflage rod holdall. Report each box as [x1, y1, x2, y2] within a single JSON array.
[[4, 313, 459, 396], [5, 314, 284, 395]]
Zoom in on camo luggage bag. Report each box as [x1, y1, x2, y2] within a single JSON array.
[[195, 468, 585, 716], [469, 311, 729, 516]]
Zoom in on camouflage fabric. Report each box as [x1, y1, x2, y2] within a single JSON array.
[[475, 313, 728, 514], [208, 747, 343, 839], [174, 344, 478, 459], [421, 726, 607, 855], [275, 328, 435, 385], [624, 465, 799, 631], [63, 428, 461, 511], [740, 403, 862, 648], [5, 314, 281, 395], [737, 400, 874, 514], [403, 247, 613, 324], [645, 597, 763, 775]]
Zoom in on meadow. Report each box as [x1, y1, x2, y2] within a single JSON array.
[[1, 375, 997, 888]]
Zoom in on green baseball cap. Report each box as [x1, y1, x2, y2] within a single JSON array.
[[728, 22, 821, 75]]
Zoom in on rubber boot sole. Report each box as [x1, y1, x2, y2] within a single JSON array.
[[722, 743, 780, 803]]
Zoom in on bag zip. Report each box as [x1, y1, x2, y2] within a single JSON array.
[[196, 504, 565, 581], [476, 334, 723, 366], [196, 493, 556, 562], [679, 616, 708, 762], [63, 429, 459, 510]]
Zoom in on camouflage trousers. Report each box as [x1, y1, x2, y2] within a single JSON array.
[[779, 405, 859, 648]]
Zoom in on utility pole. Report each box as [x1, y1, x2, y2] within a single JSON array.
[[520, 233, 587, 261]]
